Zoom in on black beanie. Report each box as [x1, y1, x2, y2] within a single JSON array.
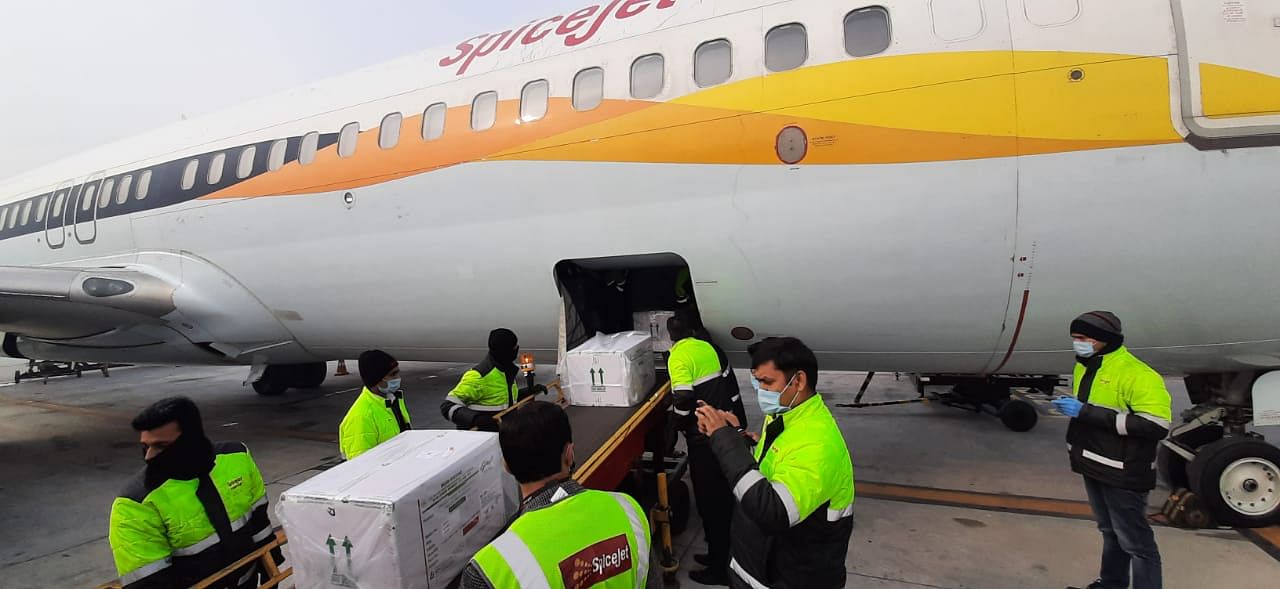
[[1070, 311, 1124, 344], [358, 349, 397, 388], [488, 328, 519, 365]]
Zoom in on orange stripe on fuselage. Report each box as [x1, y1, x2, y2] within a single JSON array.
[[202, 97, 656, 199]]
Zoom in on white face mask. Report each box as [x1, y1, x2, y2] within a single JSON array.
[[378, 377, 402, 396], [1073, 340, 1097, 358]]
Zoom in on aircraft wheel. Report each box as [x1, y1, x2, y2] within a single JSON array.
[[1189, 437, 1280, 527], [295, 362, 328, 389], [252, 366, 290, 396], [999, 398, 1038, 432]]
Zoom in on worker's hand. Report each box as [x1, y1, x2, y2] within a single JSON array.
[[696, 401, 741, 428], [473, 413, 500, 432], [695, 404, 733, 435], [744, 431, 760, 443], [1051, 396, 1083, 418]]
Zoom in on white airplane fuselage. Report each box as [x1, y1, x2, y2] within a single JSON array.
[[1, 0, 1279, 378]]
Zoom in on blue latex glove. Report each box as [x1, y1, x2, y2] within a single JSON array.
[[1052, 396, 1083, 418]]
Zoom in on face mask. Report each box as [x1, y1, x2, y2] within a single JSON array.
[[754, 373, 798, 416], [1073, 341, 1097, 358], [379, 378, 402, 395]]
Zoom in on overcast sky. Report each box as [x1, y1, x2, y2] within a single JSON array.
[[0, 0, 586, 181]]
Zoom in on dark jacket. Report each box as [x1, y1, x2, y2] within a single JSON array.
[[709, 396, 855, 589], [1067, 346, 1173, 491]]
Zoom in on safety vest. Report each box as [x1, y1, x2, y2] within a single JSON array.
[[1069, 346, 1172, 490], [109, 442, 271, 588], [733, 394, 855, 589], [668, 337, 722, 419], [446, 357, 520, 412], [339, 387, 411, 460], [474, 489, 650, 589]]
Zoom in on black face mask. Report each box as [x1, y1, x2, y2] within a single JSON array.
[[144, 433, 215, 487]]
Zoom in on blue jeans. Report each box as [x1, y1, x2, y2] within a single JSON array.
[[1083, 476, 1162, 589]]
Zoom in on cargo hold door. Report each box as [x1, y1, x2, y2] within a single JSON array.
[[1173, 0, 1280, 144]]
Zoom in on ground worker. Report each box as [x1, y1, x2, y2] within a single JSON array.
[[692, 319, 749, 435], [697, 336, 855, 589], [441, 328, 544, 431], [668, 313, 736, 585], [1054, 311, 1171, 589], [460, 401, 658, 588], [338, 349, 410, 460], [109, 397, 272, 589]]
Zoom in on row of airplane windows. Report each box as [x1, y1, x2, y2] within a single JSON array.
[[3, 5, 893, 231], [0, 171, 153, 232], [173, 7, 892, 192]]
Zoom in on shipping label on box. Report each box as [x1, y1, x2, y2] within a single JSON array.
[[565, 331, 656, 407]]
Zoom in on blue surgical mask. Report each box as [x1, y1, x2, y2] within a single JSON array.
[[754, 373, 798, 416], [378, 378, 402, 395], [1073, 341, 1097, 358]]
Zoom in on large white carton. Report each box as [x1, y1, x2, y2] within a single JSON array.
[[633, 310, 677, 353], [565, 331, 656, 407], [277, 430, 518, 589]]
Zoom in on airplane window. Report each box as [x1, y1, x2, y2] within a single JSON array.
[[299, 132, 319, 165], [81, 185, 96, 211], [0, 207, 7, 229], [573, 67, 604, 111], [208, 153, 226, 184], [181, 160, 199, 190], [521, 80, 549, 123], [137, 171, 151, 200], [694, 39, 733, 87], [472, 91, 498, 131], [765, 23, 808, 72], [379, 113, 403, 149], [268, 139, 288, 171], [116, 176, 132, 205], [99, 179, 114, 208], [338, 122, 359, 158], [19, 200, 32, 225], [631, 54, 665, 100], [34, 195, 47, 221], [422, 103, 447, 140], [845, 7, 891, 57], [238, 146, 257, 179]]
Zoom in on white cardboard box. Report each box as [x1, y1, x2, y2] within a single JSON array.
[[277, 430, 518, 589], [565, 331, 656, 407], [633, 311, 676, 352]]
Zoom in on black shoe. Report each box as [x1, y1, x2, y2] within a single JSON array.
[[689, 568, 730, 586], [1066, 581, 1105, 589], [693, 553, 711, 567]]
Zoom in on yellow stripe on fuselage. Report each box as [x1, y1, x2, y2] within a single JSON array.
[[206, 50, 1189, 200]]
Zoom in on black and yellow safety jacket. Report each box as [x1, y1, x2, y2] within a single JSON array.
[[108, 442, 271, 588], [440, 355, 520, 430], [710, 394, 855, 588], [1068, 346, 1173, 491]]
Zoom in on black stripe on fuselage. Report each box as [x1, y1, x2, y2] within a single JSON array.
[[0, 133, 338, 244]]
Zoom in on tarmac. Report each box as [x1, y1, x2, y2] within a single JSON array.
[[1, 358, 1278, 588]]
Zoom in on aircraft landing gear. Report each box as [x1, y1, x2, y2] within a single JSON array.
[[251, 362, 329, 396], [1158, 372, 1280, 528], [839, 374, 1062, 433]]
